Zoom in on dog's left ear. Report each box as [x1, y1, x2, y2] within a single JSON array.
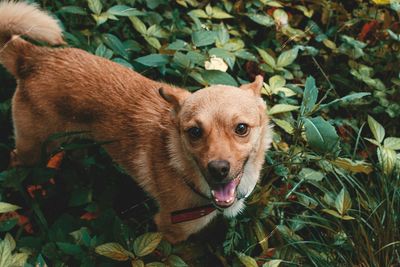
[[159, 87, 191, 112], [240, 75, 264, 96]]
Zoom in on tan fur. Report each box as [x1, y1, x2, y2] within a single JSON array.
[[0, 1, 272, 243]]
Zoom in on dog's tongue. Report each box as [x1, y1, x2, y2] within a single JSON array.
[[212, 178, 239, 205]]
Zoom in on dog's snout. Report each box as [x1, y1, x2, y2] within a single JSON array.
[[208, 160, 230, 180]]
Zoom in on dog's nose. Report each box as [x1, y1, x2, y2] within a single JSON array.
[[207, 160, 230, 180]]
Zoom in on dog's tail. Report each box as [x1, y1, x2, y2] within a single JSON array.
[[0, 1, 64, 75]]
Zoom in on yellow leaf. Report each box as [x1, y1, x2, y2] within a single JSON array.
[[331, 157, 373, 174], [372, 0, 391, 4], [204, 56, 228, 72], [95, 243, 132, 261]]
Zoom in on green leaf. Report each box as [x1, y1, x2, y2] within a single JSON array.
[[0, 202, 20, 213], [237, 253, 258, 267], [188, 9, 209, 18], [166, 255, 188, 267], [133, 232, 163, 257], [300, 76, 318, 115], [102, 33, 129, 59], [263, 260, 283, 267], [95, 242, 132, 261], [135, 54, 170, 67], [299, 168, 324, 182], [192, 30, 217, 47], [320, 92, 370, 108], [107, 5, 142, 16], [368, 115, 385, 144], [211, 7, 233, 19], [383, 137, 400, 150], [145, 262, 165, 267], [144, 36, 161, 49], [272, 118, 294, 134], [322, 209, 354, 220], [201, 70, 238, 86], [56, 242, 83, 256], [87, 0, 102, 15], [57, 6, 87, 15], [246, 13, 274, 27], [378, 147, 397, 175], [256, 47, 276, 68], [129, 16, 147, 34], [268, 104, 299, 115], [304, 116, 340, 154], [235, 50, 257, 61], [132, 259, 145, 267], [331, 157, 373, 174], [335, 188, 352, 216], [277, 48, 299, 68]]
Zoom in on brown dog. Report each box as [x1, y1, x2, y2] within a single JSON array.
[[0, 1, 272, 243]]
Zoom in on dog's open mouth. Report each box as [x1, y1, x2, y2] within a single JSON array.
[[210, 177, 240, 208]]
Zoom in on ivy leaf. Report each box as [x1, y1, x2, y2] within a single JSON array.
[[335, 188, 352, 216], [95, 242, 132, 261], [304, 116, 340, 154], [367, 115, 385, 144], [133, 232, 163, 257]]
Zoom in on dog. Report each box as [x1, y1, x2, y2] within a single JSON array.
[[0, 1, 272, 243]]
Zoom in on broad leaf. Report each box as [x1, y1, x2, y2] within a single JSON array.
[[268, 104, 299, 115], [0, 202, 20, 213], [237, 253, 258, 267], [368, 115, 385, 144], [300, 76, 318, 115], [276, 48, 298, 68], [335, 188, 352, 215], [133, 232, 163, 257], [135, 54, 170, 67], [95, 243, 132, 261], [304, 116, 340, 154]]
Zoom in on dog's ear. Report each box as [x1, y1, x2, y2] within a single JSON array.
[[159, 87, 191, 112], [240, 75, 264, 96]]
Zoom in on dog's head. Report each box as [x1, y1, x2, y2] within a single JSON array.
[[160, 75, 271, 209]]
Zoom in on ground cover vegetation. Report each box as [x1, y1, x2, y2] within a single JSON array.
[[0, 0, 399, 266]]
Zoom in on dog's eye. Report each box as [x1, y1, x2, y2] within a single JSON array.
[[235, 123, 249, 136], [187, 127, 202, 139]]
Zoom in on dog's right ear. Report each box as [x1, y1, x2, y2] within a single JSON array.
[[159, 87, 191, 112]]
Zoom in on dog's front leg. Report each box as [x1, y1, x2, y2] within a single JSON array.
[[154, 208, 218, 244]]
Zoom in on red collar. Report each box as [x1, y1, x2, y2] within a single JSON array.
[[171, 204, 216, 224]]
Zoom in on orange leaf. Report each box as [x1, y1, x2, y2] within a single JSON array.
[[47, 151, 65, 169]]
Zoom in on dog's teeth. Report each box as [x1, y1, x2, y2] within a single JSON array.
[[211, 190, 215, 197]]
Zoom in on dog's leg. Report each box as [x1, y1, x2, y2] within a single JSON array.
[[155, 211, 191, 244], [11, 90, 46, 166]]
